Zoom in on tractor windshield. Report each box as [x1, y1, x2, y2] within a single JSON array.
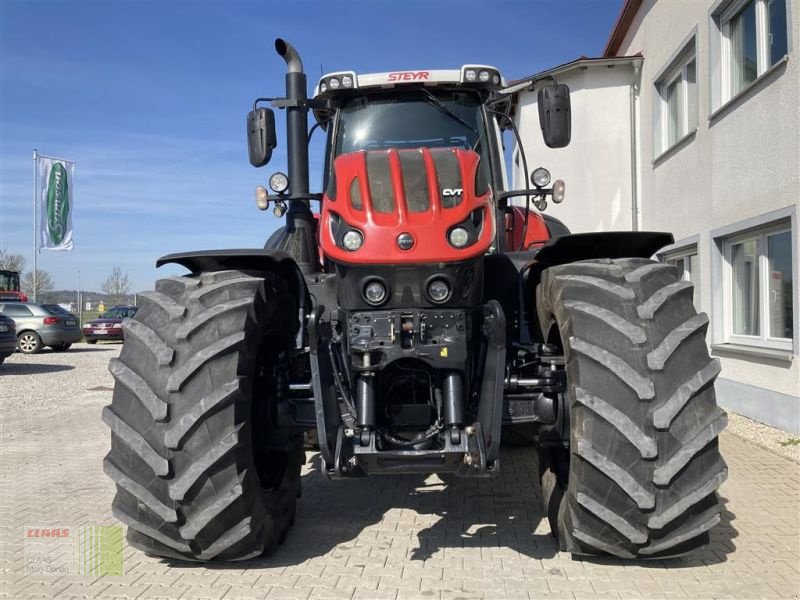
[[0, 271, 20, 291], [334, 90, 490, 163]]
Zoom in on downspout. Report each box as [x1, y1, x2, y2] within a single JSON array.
[[629, 58, 642, 231]]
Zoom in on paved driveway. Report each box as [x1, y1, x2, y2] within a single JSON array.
[[0, 345, 798, 599]]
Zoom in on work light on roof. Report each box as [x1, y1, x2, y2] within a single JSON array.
[[341, 75, 353, 88], [329, 77, 340, 90], [464, 69, 477, 82], [479, 70, 490, 82]]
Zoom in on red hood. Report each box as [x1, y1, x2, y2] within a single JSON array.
[[320, 148, 494, 264]]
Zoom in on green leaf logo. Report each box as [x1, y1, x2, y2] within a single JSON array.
[[46, 163, 70, 244]]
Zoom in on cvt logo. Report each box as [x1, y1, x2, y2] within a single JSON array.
[[47, 163, 70, 244], [442, 188, 463, 197]]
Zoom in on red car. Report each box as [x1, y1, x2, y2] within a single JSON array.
[[82, 305, 137, 343]]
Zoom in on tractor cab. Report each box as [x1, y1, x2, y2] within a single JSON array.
[[0, 270, 27, 302]]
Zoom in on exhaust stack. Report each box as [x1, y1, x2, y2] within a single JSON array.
[[272, 38, 317, 273]]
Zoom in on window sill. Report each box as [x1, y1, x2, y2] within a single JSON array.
[[652, 129, 697, 166], [711, 343, 794, 363], [710, 55, 789, 123]]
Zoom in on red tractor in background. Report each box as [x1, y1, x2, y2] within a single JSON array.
[[0, 270, 28, 302], [104, 39, 727, 562]]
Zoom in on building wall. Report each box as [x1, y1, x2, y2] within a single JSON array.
[[513, 63, 637, 233], [616, 0, 800, 431], [513, 0, 799, 431]]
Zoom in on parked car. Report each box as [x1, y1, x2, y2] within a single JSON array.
[[82, 305, 137, 344], [0, 302, 81, 354], [0, 313, 16, 364]]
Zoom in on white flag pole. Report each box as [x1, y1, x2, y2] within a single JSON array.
[[32, 148, 38, 302]]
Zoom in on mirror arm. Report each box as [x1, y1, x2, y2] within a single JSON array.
[[488, 109, 532, 251]]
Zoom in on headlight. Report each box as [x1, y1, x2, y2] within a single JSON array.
[[532, 167, 551, 188], [269, 172, 289, 194], [448, 227, 470, 248], [427, 279, 451, 304], [255, 186, 269, 210], [342, 230, 363, 251], [364, 281, 387, 305], [552, 179, 566, 203]]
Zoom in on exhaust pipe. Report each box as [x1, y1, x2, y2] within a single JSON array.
[[272, 38, 317, 273]]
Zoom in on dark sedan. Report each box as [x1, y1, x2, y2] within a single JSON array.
[[82, 305, 137, 343], [0, 313, 15, 364]]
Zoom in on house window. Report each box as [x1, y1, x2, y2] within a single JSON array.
[[721, 0, 789, 101], [723, 223, 793, 349], [664, 248, 702, 312], [655, 44, 697, 156]]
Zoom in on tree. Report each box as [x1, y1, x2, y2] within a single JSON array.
[[102, 267, 132, 305], [0, 249, 26, 273], [22, 270, 54, 302]]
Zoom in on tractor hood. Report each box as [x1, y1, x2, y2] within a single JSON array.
[[319, 148, 494, 264]]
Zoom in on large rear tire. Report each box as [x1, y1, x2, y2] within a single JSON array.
[[104, 269, 304, 561], [536, 258, 727, 558]]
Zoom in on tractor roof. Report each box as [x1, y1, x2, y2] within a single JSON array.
[[313, 65, 505, 99]]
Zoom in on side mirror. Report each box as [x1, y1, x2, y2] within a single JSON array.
[[537, 84, 571, 148], [247, 108, 277, 167]]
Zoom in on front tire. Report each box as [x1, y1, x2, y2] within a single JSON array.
[[537, 258, 727, 558], [104, 269, 304, 561]]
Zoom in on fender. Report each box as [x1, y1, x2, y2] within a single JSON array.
[[531, 231, 674, 268], [156, 249, 311, 341]]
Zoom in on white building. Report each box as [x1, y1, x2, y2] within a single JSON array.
[[511, 0, 799, 432]]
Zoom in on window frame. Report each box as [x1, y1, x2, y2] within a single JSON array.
[[722, 222, 793, 351], [718, 0, 789, 104], [653, 35, 698, 159], [662, 245, 702, 313]]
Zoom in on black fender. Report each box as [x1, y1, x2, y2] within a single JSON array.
[[523, 231, 674, 340], [157, 249, 311, 344], [157, 249, 309, 302]]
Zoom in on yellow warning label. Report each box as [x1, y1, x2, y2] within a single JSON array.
[[440, 347, 448, 358]]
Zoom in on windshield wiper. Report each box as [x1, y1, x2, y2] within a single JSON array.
[[418, 89, 479, 136]]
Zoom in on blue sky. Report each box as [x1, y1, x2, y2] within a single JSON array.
[[0, 0, 620, 292]]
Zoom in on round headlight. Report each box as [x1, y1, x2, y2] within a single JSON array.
[[448, 227, 470, 248], [464, 69, 477, 82], [532, 167, 551, 188], [396, 232, 415, 251], [255, 186, 269, 210], [269, 172, 289, 194], [342, 75, 353, 88], [329, 77, 340, 89], [427, 279, 451, 304], [364, 281, 387, 305], [479, 70, 490, 82], [342, 230, 363, 251]]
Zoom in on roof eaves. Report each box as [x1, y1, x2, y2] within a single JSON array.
[[603, 0, 644, 57]]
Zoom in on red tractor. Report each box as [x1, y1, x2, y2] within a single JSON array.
[[104, 39, 726, 561], [0, 270, 27, 302]]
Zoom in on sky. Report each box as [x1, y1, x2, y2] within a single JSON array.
[[0, 0, 621, 293]]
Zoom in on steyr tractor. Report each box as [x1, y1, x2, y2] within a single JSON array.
[[104, 38, 727, 561]]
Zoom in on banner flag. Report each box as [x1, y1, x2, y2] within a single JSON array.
[[37, 156, 75, 251]]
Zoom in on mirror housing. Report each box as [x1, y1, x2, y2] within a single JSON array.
[[247, 108, 277, 167], [537, 84, 571, 148]]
